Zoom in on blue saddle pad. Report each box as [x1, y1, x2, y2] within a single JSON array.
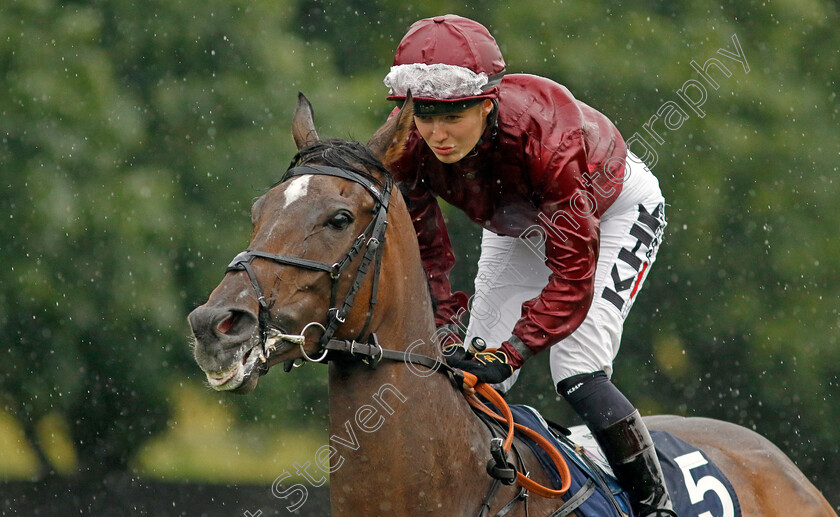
[[509, 405, 632, 516], [509, 405, 742, 517], [651, 429, 742, 517]]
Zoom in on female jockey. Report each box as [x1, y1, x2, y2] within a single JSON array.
[[383, 15, 675, 517]]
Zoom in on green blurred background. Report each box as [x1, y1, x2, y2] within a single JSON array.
[[1, 0, 838, 512]]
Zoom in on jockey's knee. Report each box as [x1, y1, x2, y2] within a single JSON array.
[[556, 371, 636, 430]]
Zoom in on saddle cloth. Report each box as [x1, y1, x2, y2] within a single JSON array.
[[509, 405, 742, 517]]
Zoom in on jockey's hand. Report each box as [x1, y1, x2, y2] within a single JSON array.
[[442, 344, 471, 365], [447, 349, 514, 385]]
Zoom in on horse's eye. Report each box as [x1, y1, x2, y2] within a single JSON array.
[[327, 210, 354, 231]]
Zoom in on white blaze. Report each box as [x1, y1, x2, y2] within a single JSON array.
[[282, 175, 312, 209]]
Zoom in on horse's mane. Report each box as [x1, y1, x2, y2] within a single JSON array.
[[279, 139, 392, 189]]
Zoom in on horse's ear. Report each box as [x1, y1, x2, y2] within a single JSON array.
[[368, 92, 414, 168], [292, 92, 319, 150]]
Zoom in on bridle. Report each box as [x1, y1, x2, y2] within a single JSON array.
[[223, 159, 448, 373], [225, 163, 392, 361]]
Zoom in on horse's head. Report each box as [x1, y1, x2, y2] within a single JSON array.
[[189, 93, 415, 393]]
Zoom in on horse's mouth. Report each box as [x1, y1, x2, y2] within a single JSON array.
[[204, 340, 266, 392], [204, 335, 298, 392]]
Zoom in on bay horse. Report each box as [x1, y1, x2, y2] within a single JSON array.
[[188, 94, 836, 516]]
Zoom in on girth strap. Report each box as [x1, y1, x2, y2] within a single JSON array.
[[478, 481, 528, 517], [548, 479, 597, 517]]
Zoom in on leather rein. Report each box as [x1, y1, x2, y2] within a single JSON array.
[[224, 163, 572, 516]]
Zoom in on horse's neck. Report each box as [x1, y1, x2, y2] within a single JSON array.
[[325, 186, 461, 437], [326, 292, 476, 467], [326, 339, 493, 514], [325, 198, 497, 513]]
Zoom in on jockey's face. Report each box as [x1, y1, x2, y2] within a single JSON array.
[[414, 99, 493, 164]]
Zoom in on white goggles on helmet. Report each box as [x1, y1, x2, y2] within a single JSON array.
[[384, 63, 493, 99]]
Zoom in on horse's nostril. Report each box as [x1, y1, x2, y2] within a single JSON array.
[[212, 309, 257, 340], [217, 314, 236, 335]]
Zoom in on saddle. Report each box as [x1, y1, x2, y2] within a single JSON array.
[[508, 405, 742, 517]]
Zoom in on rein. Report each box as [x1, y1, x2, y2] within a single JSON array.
[[461, 372, 572, 498], [225, 163, 572, 515]]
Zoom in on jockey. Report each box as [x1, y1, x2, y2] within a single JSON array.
[[384, 15, 675, 517]]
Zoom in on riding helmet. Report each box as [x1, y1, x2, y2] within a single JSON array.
[[384, 15, 506, 115]]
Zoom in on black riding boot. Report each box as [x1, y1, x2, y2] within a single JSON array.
[[593, 410, 677, 517]]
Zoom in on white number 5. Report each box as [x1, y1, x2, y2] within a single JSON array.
[[674, 451, 735, 517]]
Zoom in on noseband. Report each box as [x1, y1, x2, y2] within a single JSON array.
[[225, 163, 392, 357]]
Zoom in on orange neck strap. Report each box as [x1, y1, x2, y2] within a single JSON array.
[[462, 371, 572, 498]]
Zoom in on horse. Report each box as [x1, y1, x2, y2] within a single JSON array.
[[188, 93, 837, 517]]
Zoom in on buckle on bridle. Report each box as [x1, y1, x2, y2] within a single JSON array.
[[362, 336, 383, 369], [328, 307, 346, 323], [330, 263, 341, 279]]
